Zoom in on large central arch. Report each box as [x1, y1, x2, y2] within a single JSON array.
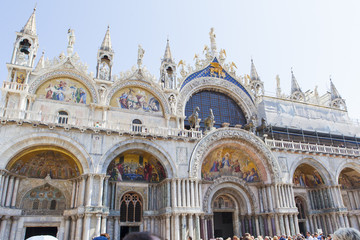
[[188, 128, 281, 183]]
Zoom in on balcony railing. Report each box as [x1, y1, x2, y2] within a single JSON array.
[[0, 108, 203, 139], [2, 82, 29, 92], [265, 138, 360, 157]]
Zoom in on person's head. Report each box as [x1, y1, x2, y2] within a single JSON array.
[[123, 232, 161, 240], [333, 228, 360, 240], [273, 236, 278, 240], [100, 233, 110, 240], [188, 237, 192, 240]]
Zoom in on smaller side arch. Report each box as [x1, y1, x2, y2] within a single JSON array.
[[334, 160, 360, 184], [289, 157, 333, 185], [99, 139, 175, 178]]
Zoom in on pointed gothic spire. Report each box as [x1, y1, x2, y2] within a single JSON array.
[[330, 78, 341, 100], [34, 51, 45, 71], [100, 26, 112, 52], [163, 38, 173, 62], [250, 59, 260, 81], [21, 7, 37, 35], [291, 69, 302, 94]]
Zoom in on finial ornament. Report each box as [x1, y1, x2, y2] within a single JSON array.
[[67, 28, 76, 56], [209, 27, 217, 55], [137, 44, 145, 68]]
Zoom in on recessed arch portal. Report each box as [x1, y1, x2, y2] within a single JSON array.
[[107, 149, 167, 183], [338, 167, 360, 189], [293, 163, 325, 187], [6, 146, 82, 179]]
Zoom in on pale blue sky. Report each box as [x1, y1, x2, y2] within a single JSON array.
[[1, 0, 360, 119]]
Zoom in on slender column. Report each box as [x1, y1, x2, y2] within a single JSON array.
[[78, 176, 86, 207], [279, 214, 285, 235], [181, 214, 187, 240], [186, 180, 190, 207], [271, 185, 278, 209], [1, 175, 9, 206], [267, 215, 273, 236], [70, 216, 76, 240], [289, 214, 295, 235], [75, 215, 83, 240], [277, 185, 283, 208], [5, 176, 14, 207], [165, 215, 171, 240], [0, 173, 4, 199], [290, 185, 296, 208], [85, 174, 93, 206], [95, 214, 101, 236], [111, 182, 116, 210], [255, 216, 260, 236], [194, 180, 199, 207], [182, 180, 186, 207], [114, 217, 119, 240], [0, 216, 9, 239], [190, 180, 195, 207], [259, 187, 264, 212], [172, 179, 177, 208], [275, 214, 281, 235], [326, 214, 333, 233], [337, 186, 345, 208], [71, 180, 76, 208], [267, 186, 274, 211], [98, 175, 105, 206], [188, 214, 194, 239], [199, 182, 203, 210], [9, 217, 19, 240], [294, 214, 300, 234], [103, 177, 109, 207], [286, 185, 292, 208], [262, 187, 268, 212], [284, 214, 290, 236], [174, 214, 180, 240], [11, 177, 20, 207], [177, 179, 181, 207], [344, 213, 350, 227], [82, 213, 91, 240]]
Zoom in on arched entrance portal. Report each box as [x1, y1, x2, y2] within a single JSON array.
[[119, 192, 143, 239], [295, 196, 307, 234], [213, 194, 236, 238]]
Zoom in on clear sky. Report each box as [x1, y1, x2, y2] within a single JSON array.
[[1, 0, 360, 119]]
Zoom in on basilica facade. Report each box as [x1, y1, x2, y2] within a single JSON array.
[[0, 8, 359, 240]]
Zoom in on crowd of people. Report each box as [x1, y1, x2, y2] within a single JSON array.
[[92, 228, 360, 240]]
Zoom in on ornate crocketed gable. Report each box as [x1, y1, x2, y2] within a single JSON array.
[[180, 57, 253, 102]]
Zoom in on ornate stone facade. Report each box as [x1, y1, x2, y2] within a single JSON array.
[[0, 9, 359, 240]]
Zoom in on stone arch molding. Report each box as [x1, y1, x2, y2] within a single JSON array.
[[176, 77, 256, 119], [99, 138, 175, 178], [288, 156, 333, 185], [188, 128, 281, 182], [203, 176, 257, 214], [29, 69, 99, 104], [334, 160, 360, 184], [0, 132, 92, 173], [106, 80, 171, 115]]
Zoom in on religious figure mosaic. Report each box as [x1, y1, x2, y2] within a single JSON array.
[[36, 78, 91, 104], [110, 87, 162, 113], [293, 164, 325, 187], [8, 150, 80, 179], [201, 146, 260, 182], [339, 168, 360, 189], [107, 152, 166, 183]]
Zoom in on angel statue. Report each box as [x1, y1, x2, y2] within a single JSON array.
[[178, 60, 187, 77], [229, 62, 237, 73], [137, 45, 145, 68], [209, 27, 217, 54]]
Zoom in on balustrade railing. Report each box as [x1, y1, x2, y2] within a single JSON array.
[[265, 138, 360, 157], [0, 108, 203, 139], [2, 82, 28, 91]]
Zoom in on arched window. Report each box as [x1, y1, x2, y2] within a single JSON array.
[[132, 119, 142, 132], [185, 90, 246, 129], [120, 192, 142, 222], [295, 197, 307, 220], [57, 111, 68, 124], [50, 200, 57, 210]]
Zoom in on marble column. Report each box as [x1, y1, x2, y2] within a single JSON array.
[[1, 175, 9, 206], [9, 217, 19, 240], [114, 217, 119, 240], [71, 180, 76, 208], [83, 213, 91, 240], [275, 214, 281, 235], [294, 214, 300, 234], [98, 175, 105, 206], [172, 180, 177, 208], [279, 214, 285, 235], [75, 215, 83, 240], [188, 214, 194, 239], [190, 180, 195, 207], [63, 217, 71, 240], [182, 180, 186, 207], [166, 215, 171, 240], [255, 216, 260, 237], [186, 180, 191, 207], [174, 214, 180, 240], [86, 174, 94, 207], [194, 180, 199, 208], [181, 214, 187, 240], [267, 215, 273, 236], [70, 216, 76, 240], [259, 187, 264, 213], [177, 179, 181, 207], [78, 176, 86, 207], [284, 214, 290, 236], [11, 177, 20, 207], [103, 177, 109, 207], [289, 214, 295, 235], [0, 216, 9, 240], [5, 176, 14, 207], [95, 214, 101, 236], [100, 216, 107, 235], [268, 186, 274, 211]]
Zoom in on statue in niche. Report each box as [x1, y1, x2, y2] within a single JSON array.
[[169, 95, 176, 115], [188, 106, 200, 130], [99, 62, 110, 80], [137, 44, 145, 68], [204, 108, 215, 132], [98, 85, 107, 104]]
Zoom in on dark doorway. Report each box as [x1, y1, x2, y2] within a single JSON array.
[[120, 226, 140, 240], [299, 222, 306, 235], [25, 227, 57, 239], [214, 212, 234, 239]]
